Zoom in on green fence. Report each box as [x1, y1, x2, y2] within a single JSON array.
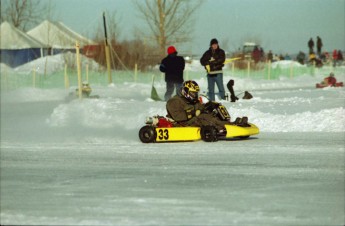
[[0, 61, 341, 91]]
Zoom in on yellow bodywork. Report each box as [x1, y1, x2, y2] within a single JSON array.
[[224, 123, 260, 138], [155, 127, 201, 142], [153, 123, 259, 142]]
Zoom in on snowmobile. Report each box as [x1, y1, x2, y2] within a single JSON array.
[[139, 101, 259, 143]]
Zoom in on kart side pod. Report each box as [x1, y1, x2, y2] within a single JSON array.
[[139, 126, 201, 143], [138, 123, 259, 143]]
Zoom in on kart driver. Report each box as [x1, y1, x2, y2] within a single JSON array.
[[166, 80, 231, 132], [321, 72, 337, 86]]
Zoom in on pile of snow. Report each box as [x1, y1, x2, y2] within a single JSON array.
[[271, 60, 305, 69], [185, 59, 204, 71], [0, 63, 13, 74], [12, 53, 102, 75]]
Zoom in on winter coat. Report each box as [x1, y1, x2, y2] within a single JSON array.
[[252, 47, 261, 63], [325, 76, 337, 86], [200, 47, 225, 74], [317, 38, 323, 49], [308, 39, 314, 48], [338, 51, 343, 61], [159, 53, 185, 83], [166, 95, 230, 130], [333, 50, 338, 60]]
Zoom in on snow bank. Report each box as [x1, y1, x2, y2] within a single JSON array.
[[46, 93, 345, 133], [271, 60, 305, 69], [12, 53, 102, 75]]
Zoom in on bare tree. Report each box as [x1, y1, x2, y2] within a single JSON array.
[[133, 0, 202, 57], [1, 0, 52, 31]]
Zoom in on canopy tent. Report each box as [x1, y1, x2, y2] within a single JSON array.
[[27, 20, 96, 54], [0, 21, 46, 67]]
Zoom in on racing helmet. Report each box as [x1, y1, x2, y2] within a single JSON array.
[[181, 80, 200, 102], [82, 81, 89, 87]]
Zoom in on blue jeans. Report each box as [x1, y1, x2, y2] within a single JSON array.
[[207, 73, 225, 101], [165, 82, 183, 101]]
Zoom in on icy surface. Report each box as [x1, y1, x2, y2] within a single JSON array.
[[1, 66, 345, 225]]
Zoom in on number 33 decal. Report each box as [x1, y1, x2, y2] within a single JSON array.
[[158, 129, 169, 140]]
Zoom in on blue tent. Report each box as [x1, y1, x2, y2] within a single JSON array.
[[0, 21, 46, 68]]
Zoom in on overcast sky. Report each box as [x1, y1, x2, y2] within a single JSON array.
[[52, 0, 345, 55]]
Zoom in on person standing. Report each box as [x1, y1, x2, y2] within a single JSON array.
[[316, 36, 323, 56], [267, 50, 273, 62], [159, 46, 185, 101], [200, 38, 226, 101], [332, 49, 338, 67], [308, 38, 314, 54]]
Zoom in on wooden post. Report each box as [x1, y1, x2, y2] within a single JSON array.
[[267, 60, 271, 80], [76, 41, 82, 99], [32, 67, 36, 88], [247, 60, 250, 78], [4, 66, 8, 91], [231, 62, 235, 76], [64, 63, 69, 89], [86, 63, 89, 82], [103, 12, 112, 84], [290, 61, 294, 79], [105, 45, 112, 84], [134, 63, 138, 82]]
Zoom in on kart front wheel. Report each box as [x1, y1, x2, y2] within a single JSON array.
[[201, 126, 218, 142], [139, 126, 156, 143]]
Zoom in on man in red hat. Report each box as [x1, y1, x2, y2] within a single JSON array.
[[160, 46, 185, 101]]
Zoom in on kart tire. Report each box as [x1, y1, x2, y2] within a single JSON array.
[[201, 126, 218, 142], [139, 126, 156, 143]]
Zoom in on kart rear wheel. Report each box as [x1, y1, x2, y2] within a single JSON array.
[[201, 126, 218, 142], [139, 126, 156, 143]]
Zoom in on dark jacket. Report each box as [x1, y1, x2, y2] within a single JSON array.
[[160, 53, 185, 83], [308, 39, 314, 48], [166, 95, 229, 130], [166, 95, 205, 123], [200, 47, 225, 74]]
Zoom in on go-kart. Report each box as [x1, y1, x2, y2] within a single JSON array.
[[139, 101, 259, 143], [316, 82, 343, 88]]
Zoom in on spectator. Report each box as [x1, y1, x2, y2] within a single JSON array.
[[308, 38, 314, 54], [296, 51, 306, 65], [159, 46, 185, 101], [267, 50, 273, 62], [337, 50, 343, 63], [200, 38, 226, 101], [332, 49, 338, 67], [252, 46, 261, 64], [316, 36, 323, 56]]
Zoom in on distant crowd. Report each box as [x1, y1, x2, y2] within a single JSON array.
[[247, 36, 343, 68]]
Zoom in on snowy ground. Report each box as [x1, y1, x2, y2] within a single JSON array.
[[1, 62, 345, 225]]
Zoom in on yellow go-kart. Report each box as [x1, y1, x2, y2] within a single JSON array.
[[139, 102, 259, 143]]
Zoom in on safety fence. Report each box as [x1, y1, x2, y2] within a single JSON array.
[[1, 61, 343, 91]]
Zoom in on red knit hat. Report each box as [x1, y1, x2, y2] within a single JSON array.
[[167, 46, 177, 54]]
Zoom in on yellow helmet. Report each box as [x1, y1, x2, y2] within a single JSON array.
[[181, 80, 200, 102]]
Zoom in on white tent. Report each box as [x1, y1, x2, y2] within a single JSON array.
[[27, 20, 95, 52], [0, 21, 46, 67]]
